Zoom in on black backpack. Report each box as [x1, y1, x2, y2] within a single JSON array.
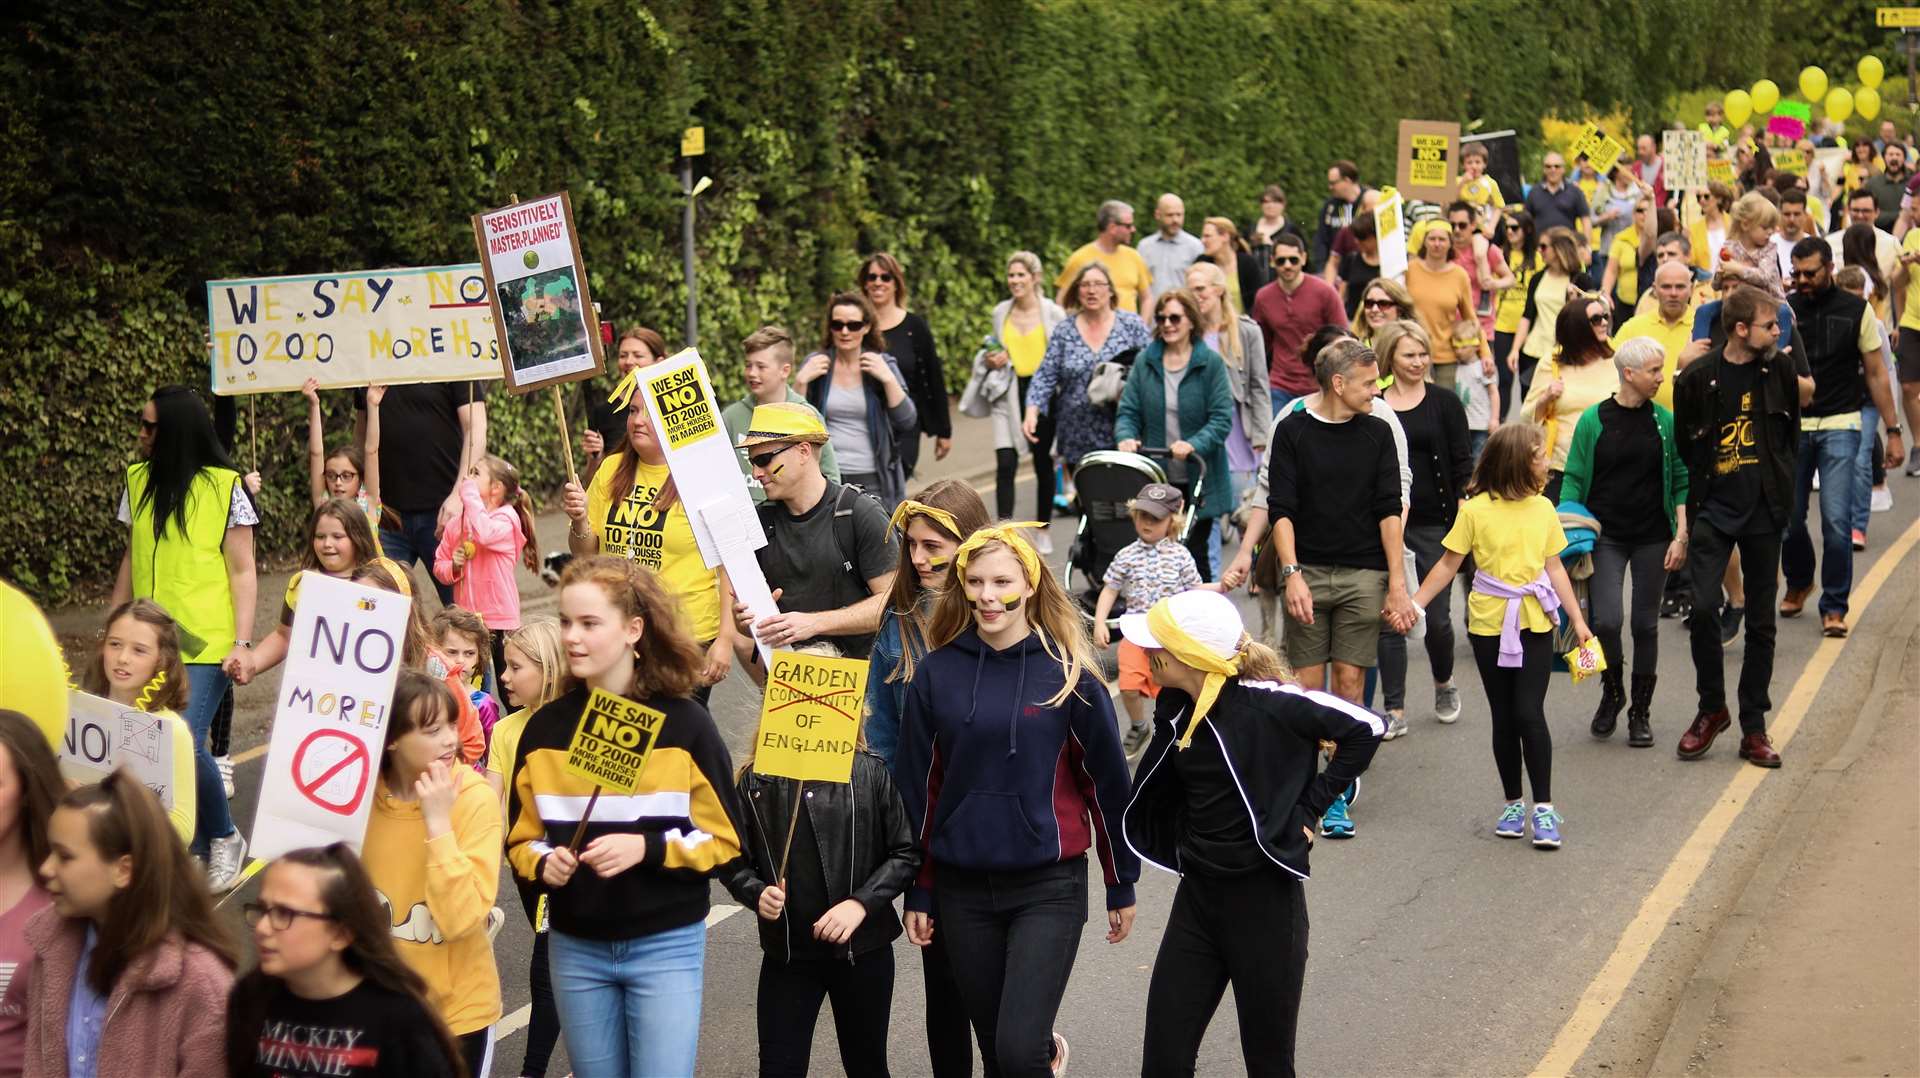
[[756, 482, 877, 588]]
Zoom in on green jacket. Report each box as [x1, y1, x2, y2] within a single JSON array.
[[1113, 339, 1236, 519], [1558, 396, 1688, 537]]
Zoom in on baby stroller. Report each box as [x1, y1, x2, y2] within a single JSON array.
[[1064, 446, 1206, 611]]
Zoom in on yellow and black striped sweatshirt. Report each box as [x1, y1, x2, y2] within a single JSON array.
[[506, 685, 746, 940]]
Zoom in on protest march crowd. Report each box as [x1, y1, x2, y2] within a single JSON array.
[[0, 97, 1916, 1078]]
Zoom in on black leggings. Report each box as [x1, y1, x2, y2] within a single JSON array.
[[1378, 522, 1456, 710], [1020, 375, 1057, 521], [1589, 536, 1668, 676], [756, 946, 896, 1078], [922, 916, 977, 1078], [457, 1028, 494, 1078], [1142, 870, 1309, 1078], [1493, 331, 1518, 425], [938, 858, 1086, 1078], [1184, 516, 1216, 583], [995, 448, 1021, 520], [512, 888, 561, 1077], [1470, 630, 1554, 803]]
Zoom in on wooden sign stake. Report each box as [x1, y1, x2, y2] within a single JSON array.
[[551, 386, 578, 486], [568, 784, 603, 851], [775, 780, 806, 888]]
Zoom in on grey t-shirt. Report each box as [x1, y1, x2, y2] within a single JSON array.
[[824, 382, 875, 474], [1163, 363, 1189, 444], [755, 482, 898, 657]]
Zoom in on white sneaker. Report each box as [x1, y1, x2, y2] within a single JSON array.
[[1382, 709, 1408, 740], [1871, 485, 1893, 512], [207, 831, 248, 893], [216, 754, 235, 799], [1035, 531, 1054, 555], [1434, 684, 1462, 724], [486, 906, 507, 941]]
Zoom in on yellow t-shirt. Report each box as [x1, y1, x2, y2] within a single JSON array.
[[1444, 493, 1569, 637], [585, 455, 722, 641], [1005, 320, 1048, 377], [1460, 175, 1506, 227], [486, 705, 532, 811], [1614, 307, 1695, 410], [1902, 230, 1920, 334], [1496, 250, 1544, 334], [1523, 357, 1621, 470], [1055, 242, 1153, 313], [1607, 230, 1639, 305]]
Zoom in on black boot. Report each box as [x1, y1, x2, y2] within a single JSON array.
[[1590, 665, 1626, 738], [1627, 672, 1657, 747]]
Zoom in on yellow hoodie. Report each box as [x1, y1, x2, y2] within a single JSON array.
[[361, 766, 502, 1036]]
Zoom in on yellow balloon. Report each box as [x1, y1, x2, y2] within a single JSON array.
[[1724, 89, 1753, 128], [1751, 79, 1780, 114], [0, 581, 69, 749], [1827, 87, 1855, 123], [1858, 86, 1882, 121], [1859, 55, 1885, 90], [1799, 66, 1828, 102]]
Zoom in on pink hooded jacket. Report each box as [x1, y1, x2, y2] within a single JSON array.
[[23, 907, 234, 1078], [433, 477, 526, 630]]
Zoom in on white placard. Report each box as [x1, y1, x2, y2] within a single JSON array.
[[1663, 130, 1708, 192], [251, 573, 411, 860], [697, 498, 779, 666], [1376, 192, 1409, 283], [637, 350, 767, 567], [61, 691, 176, 811], [472, 191, 603, 392]]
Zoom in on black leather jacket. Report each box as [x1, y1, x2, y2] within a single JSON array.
[[721, 751, 921, 961]]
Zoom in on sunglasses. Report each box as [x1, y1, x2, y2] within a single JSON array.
[[1362, 298, 1398, 311], [829, 319, 866, 332], [138, 416, 158, 432], [1154, 313, 1186, 325], [1588, 312, 1610, 326], [1451, 220, 1473, 230], [863, 272, 894, 283], [1273, 255, 1302, 266], [1789, 268, 1821, 280], [1505, 224, 1522, 233], [748, 444, 798, 470]]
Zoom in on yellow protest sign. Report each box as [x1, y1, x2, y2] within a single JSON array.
[[1879, 7, 1920, 27], [1570, 124, 1627, 177], [564, 689, 666, 793], [648, 363, 723, 450], [754, 651, 867, 783], [1707, 159, 1735, 185], [1771, 148, 1806, 175], [1395, 120, 1460, 202]]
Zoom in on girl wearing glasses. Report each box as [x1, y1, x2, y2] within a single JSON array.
[[229, 844, 464, 1077], [862, 253, 952, 477], [301, 376, 386, 536], [1115, 289, 1238, 580], [1521, 296, 1620, 502], [795, 291, 918, 510], [25, 770, 237, 1076]]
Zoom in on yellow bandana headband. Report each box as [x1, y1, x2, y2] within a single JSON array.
[[887, 500, 962, 541], [1145, 600, 1244, 750], [608, 367, 642, 412], [953, 522, 1046, 588]]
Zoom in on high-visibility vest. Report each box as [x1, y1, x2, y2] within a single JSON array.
[[126, 463, 240, 664]]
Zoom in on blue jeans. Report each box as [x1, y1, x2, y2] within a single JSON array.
[[379, 508, 455, 605], [1269, 388, 1299, 417], [1853, 405, 1879, 534], [549, 921, 706, 1078], [183, 664, 237, 854], [1782, 427, 1861, 617]]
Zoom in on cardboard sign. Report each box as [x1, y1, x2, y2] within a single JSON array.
[[1396, 120, 1460, 203], [754, 651, 868, 784], [61, 691, 175, 810], [563, 688, 665, 793], [1570, 124, 1627, 177], [1767, 116, 1806, 141], [1663, 129, 1709, 191], [1707, 159, 1735, 185], [206, 266, 502, 395], [1776, 101, 1812, 123], [1375, 191, 1409, 282], [1772, 148, 1807, 175], [471, 192, 605, 393], [251, 574, 410, 860]]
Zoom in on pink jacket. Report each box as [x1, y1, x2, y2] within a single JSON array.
[[23, 908, 234, 1078], [433, 478, 525, 629]]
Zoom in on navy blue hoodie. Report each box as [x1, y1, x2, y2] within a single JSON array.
[[893, 625, 1140, 913]]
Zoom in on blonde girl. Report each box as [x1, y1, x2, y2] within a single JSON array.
[[1185, 259, 1274, 499], [895, 523, 1140, 1075], [80, 600, 199, 844]]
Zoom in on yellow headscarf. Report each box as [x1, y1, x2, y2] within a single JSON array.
[[887, 500, 962, 542], [1407, 217, 1449, 258], [608, 366, 641, 412], [953, 522, 1046, 588], [1144, 599, 1246, 750]]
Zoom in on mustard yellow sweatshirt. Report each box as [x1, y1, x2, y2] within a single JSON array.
[[362, 767, 502, 1036]]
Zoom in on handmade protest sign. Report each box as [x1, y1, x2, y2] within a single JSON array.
[[206, 266, 501, 395], [1663, 129, 1708, 191], [61, 691, 176, 810], [1570, 124, 1627, 177], [754, 650, 868, 784], [1767, 115, 1806, 140], [471, 192, 605, 394], [1396, 120, 1461, 203], [1375, 191, 1409, 282], [251, 573, 409, 860], [562, 688, 666, 848], [1706, 159, 1735, 186], [1772, 148, 1807, 175]]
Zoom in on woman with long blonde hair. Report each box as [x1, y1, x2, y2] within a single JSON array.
[[1185, 260, 1273, 501], [1120, 589, 1382, 1076], [894, 523, 1139, 1077]]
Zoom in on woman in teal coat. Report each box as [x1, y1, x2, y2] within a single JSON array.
[[1115, 288, 1237, 580]]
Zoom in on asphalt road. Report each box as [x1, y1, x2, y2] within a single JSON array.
[[211, 490, 1920, 1077]]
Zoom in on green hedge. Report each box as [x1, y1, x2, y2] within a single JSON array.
[[1, 0, 1790, 603]]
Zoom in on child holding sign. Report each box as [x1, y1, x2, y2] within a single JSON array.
[[79, 600, 198, 844], [505, 556, 745, 1078], [723, 644, 921, 1078], [362, 671, 502, 1075]]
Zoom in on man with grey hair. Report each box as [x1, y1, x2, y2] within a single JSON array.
[[1055, 198, 1153, 312], [1137, 192, 1202, 309], [1558, 336, 1688, 747], [1266, 337, 1413, 836]]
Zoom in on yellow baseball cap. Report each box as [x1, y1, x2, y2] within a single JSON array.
[[735, 401, 829, 450]]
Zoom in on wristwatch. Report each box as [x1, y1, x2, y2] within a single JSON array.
[[1278, 563, 1303, 581], [1887, 424, 1903, 436]]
